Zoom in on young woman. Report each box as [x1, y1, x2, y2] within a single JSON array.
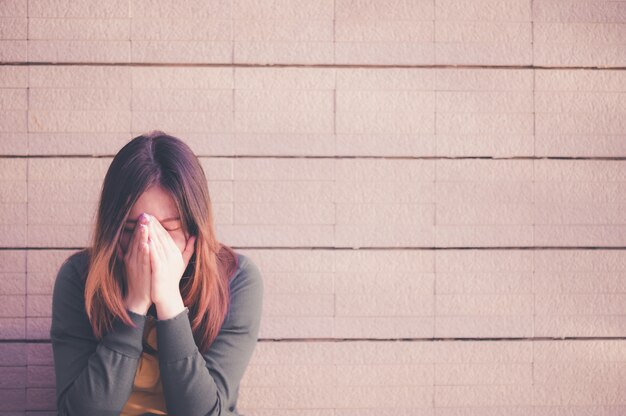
[[50, 131, 264, 415]]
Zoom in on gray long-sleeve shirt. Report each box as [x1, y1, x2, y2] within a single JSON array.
[[50, 248, 263, 416]]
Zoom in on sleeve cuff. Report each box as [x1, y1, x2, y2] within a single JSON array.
[[100, 309, 147, 358], [156, 307, 197, 362]]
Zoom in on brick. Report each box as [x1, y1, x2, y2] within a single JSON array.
[[0, 89, 27, 110], [438, 202, 533, 225], [438, 181, 532, 205], [337, 68, 434, 91], [436, 21, 531, 43], [26, 367, 54, 388], [28, 202, 97, 225], [0, 18, 26, 40], [235, 40, 334, 65], [437, 159, 532, 181], [0, 225, 27, 247], [27, 224, 91, 247], [244, 364, 334, 386], [437, 41, 532, 66], [335, 223, 435, 247], [535, 42, 626, 67], [336, 202, 432, 225], [237, 89, 332, 113], [0, 40, 27, 61], [134, 89, 232, 112], [334, 179, 434, 203], [0, 273, 25, 295], [132, 67, 233, 89], [28, 158, 109, 181], [29, 66, 130, 89], [435, 384, 532, 407], [27, 110, 131, 133], [0, 343, 26, 365], [338, 90, 434, 113], [28, 181, 100, 202], [28, 40, 130, 63], [437, 224, 534, 246], [0, 296, 25, 318], [0, 0, 26, 17], [0, 367, 25, 389], [336, 292, 432, 316], [25, 388, 55, 410], [133, 18, 230, 41], [29, 88, 130, 111], [132, 110, 232, 133], [28, 18, 130, 40], [535, 160, 626, 181], [236, 202, 334, 225], [264, 293, 333, 317], [435, 316, 533, 338], [535, 203, 624, 225], [536, 134, 626, 158], [29, 0, 129, 18], [437, 91, 533, 113], [336, 363, 433, 386], [26, 295, 51, 318], [333, 316, 434, 338], [436, 0, 531, 21], [0, 133, 28, 155], [0, 111, 27, 132], [535, 315, 626, 337], [243, 16, 325, 42], [335, 0, 433, 20], [0, 250, 25, 273], [335, 20, 431, 42], [131, 40, 231, 64], [435, 363, 532, 385], [0, 203, 26, 224], [26, 318, 50, 340], [0, 318, 25, 339], [235, 0, 333, 20], [335, 41, 434, 65], [533, 0, 626, 23], [27, 344, 53, 366], [0, 388, 25, 411], [237, 67, 333, 90], [335, 133, 436, 157], [535, 69, 626, 91], [436, 294, 533, 316], [258, 316, 333, 338], [131, 0, 231, 19], [238, 385, 336, 408], [436, 68, 533, 91], [334, 385, 433, 408], [437, 113, 533, 135]]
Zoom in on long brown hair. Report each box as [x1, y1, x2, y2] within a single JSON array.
[[84, 131, 238, 353]]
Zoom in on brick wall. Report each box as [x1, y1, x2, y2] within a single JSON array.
[[2, 0, 626, 414]]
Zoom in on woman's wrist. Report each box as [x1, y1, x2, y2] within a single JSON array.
[[124, 298, 151, 316], [155, 294, 186, 320]]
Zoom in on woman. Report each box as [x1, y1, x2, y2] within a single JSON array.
[[50, 131, 264, 415]]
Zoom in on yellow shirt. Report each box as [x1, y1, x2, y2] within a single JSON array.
[[120, 316, 167, 415]]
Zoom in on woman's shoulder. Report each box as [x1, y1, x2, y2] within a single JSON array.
[[230, 252, 263, 296], [231, 252, 263, 289], [56, 248, 90, 285]]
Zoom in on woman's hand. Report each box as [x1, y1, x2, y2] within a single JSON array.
[[145, 214, 196, 318], [118, 213, 152, 315]]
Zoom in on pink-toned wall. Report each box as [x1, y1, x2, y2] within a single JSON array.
[[1, 0, 626, 414]]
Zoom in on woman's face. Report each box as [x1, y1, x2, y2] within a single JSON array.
[[119, 185, 189, 256]]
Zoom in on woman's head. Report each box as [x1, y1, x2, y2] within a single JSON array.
[[84, 131, 237, 352]]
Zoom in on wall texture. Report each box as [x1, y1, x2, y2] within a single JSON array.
[[1, 0, 626, 414]]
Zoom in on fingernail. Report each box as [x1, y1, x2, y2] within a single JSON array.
[[139, 213, 150, 224]]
